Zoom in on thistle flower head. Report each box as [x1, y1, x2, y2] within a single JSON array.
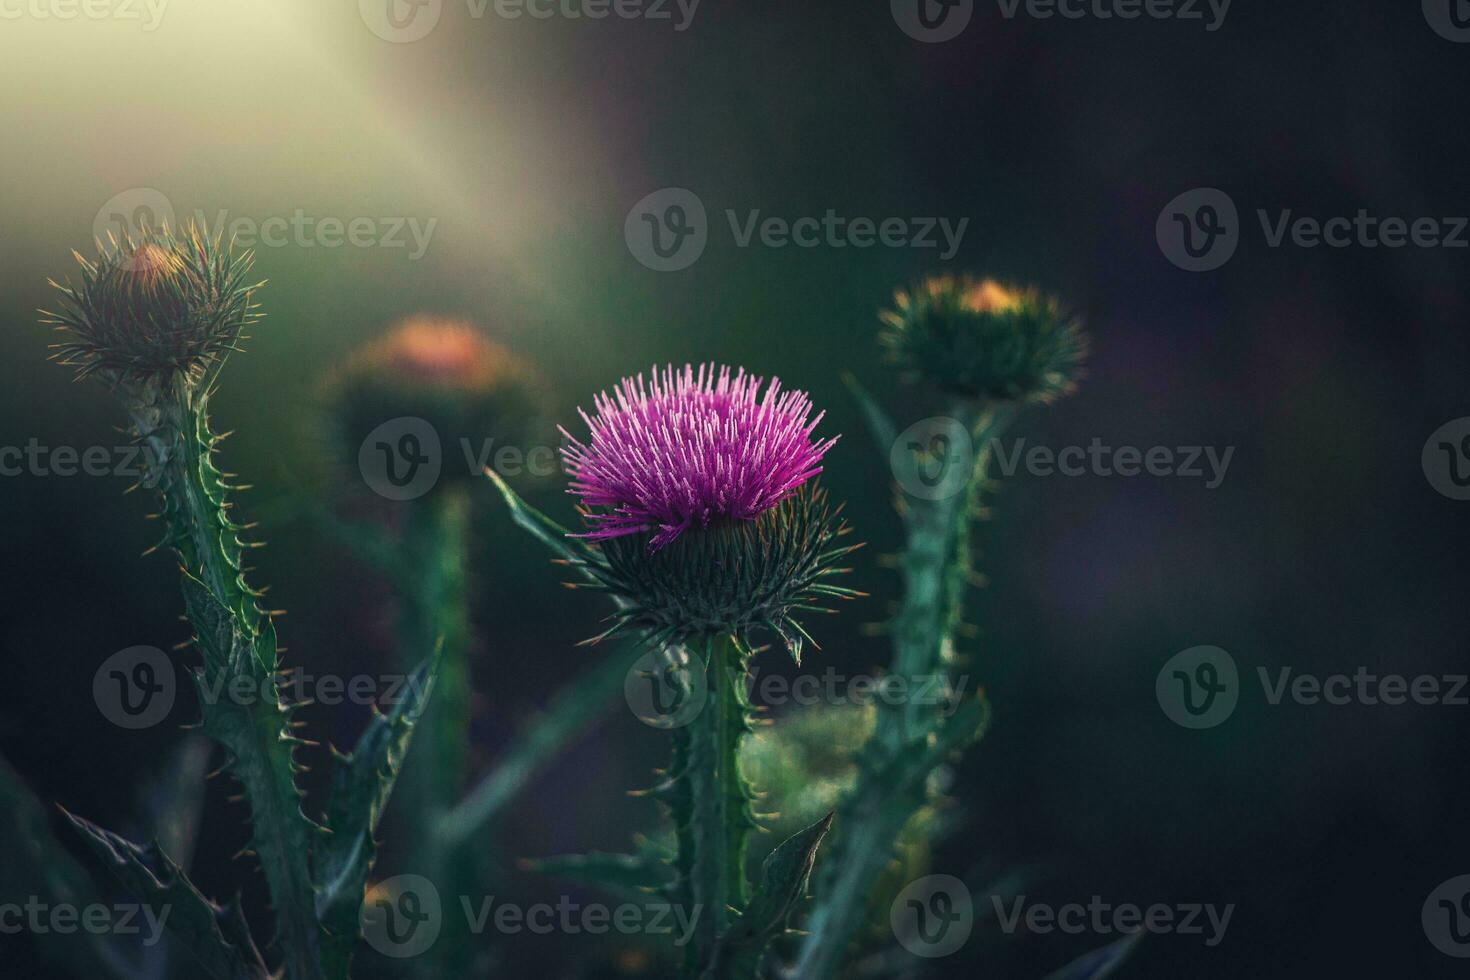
[[561, 363, 838, 551], [880, 275, 1087, 404], [322, 315, 545, 488], [559, 365, 856, 660], [42, 227, 261, 382]]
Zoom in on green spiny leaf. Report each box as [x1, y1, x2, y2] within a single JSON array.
[[314, 652, 439, 980], [0, 754, 133, 980], [61, 809, 269, 980], [707, 812, 834, 978]]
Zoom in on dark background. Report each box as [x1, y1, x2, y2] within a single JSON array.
[[2, 1, 1469, 976]]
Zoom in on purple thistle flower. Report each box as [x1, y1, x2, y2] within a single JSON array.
[[560, 363, 838, 551]]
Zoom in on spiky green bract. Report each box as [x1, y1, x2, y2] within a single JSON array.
[[42, 227, 261, 382], [879, 275, 1086, 405], [580, 483, 863, 664]]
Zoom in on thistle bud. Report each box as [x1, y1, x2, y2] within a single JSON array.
[[42, 227, 261, 382], [322, 316, 545, 491], [879, 275, 1087, 405]]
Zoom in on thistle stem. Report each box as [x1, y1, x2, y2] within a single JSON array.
[[794, 402, 1014, 979], [394, 485, 472, 975], [125, 373, 324, 980], [671, 633, 756, 976]]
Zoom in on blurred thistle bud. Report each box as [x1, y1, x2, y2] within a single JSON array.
[[879, 275, 1087, 405], [41, 226, 262, 383], [559, 364, 862, 662], [321, 316, 547, 491]]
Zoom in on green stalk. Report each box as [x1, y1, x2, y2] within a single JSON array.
[[793, 400, 1013, 979], [665, 633, 757, 976], [123, 372, 325, 980], [392, 485, 472, 975]]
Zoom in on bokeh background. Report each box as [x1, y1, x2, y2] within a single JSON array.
[[2, 1, 1469, 977]]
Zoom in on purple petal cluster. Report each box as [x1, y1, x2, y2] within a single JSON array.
[[561, 363, 837, 551]]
